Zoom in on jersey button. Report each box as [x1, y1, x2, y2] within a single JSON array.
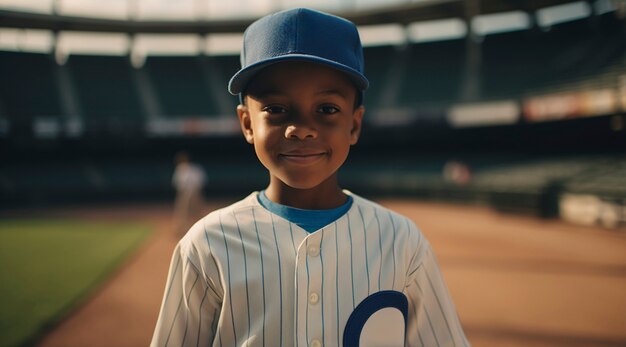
[[311, 339, 322, 347], [309, 292, 319, 304], [308, 245, 319, 257]]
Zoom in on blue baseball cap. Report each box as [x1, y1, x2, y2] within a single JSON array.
[[228, 8, 369, 98]]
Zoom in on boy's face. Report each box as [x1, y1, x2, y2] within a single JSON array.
[[237, 62, 364, 190]]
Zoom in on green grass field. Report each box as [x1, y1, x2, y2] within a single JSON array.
[[0, 219, 153, 347]]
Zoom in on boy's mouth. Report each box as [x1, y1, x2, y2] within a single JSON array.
[[279, 150, 327, 164]]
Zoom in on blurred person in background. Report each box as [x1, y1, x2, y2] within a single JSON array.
[[172, 151, 207, 236], [443, 159, 472, 186]]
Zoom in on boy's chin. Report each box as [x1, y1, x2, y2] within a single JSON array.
[[277, 174, 336, 191]]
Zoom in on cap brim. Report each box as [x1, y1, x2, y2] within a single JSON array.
[[228, 54, 369, 95]]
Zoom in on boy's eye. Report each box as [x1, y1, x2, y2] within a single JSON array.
[[262, 105, 287, 114], [318, 105, 340, 114]]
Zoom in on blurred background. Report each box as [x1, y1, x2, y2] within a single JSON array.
[[1, 0, 626, 346], [1, 0, 624, 225], [1, 0, 625, 225]]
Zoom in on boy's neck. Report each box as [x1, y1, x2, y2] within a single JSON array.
[[265, 176, 347, 210]]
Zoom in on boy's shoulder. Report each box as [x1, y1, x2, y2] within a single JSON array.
[[176, 193, 261, 260], [194, 191, 259, 225], [180, 193, 258, 237], [351, 193, 435, 262], [348, 191, 421, 232], [210, 192, 260, 216], [348, 192, 427, 259]]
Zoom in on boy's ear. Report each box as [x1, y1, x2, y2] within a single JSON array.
[[237, 104, 254, 144], [350, 105, 365, 145]]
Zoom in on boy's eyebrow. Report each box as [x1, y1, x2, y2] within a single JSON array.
[[315, 89, 350, 99]]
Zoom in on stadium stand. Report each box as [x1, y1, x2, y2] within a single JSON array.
[[1, 159, 95, 204], [1, 4, 624, 227], [0, 51, 63, 118], [563, 157, 626, 198], [363, 44, 401, 109], [67, 55, 145, 120], [143, 56, 220, 117], [204, 54, 241, 113], [87, 158, 173, 197], [481, 13, 626, 99], [398, 39, 466, 106], [481, 29, 548, 98], [2, 11, 624, 123], [542, 13, 626, 85]]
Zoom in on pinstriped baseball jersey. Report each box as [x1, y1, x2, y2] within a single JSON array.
[[151, 191, 469, 347]]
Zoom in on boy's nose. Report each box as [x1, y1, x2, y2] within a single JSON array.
[[285, 124, 318, 140]]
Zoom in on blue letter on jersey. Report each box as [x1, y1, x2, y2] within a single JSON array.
[[343, 290, 408, 347]]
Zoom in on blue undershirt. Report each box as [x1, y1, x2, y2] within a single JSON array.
[[257, 190, 353, 233]]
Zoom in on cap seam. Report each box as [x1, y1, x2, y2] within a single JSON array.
[[294, 8, 301, 52]]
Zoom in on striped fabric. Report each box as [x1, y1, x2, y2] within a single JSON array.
[[151, 192, 469, 347]]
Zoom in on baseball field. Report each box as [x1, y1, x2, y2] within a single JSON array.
[[1, 198, 625, 347], [0, 218, 151, 347]]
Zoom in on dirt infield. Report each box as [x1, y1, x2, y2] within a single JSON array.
[[33, 198, 626, 347]]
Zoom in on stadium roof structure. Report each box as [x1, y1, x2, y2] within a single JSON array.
[[0, 0, 585, 33]]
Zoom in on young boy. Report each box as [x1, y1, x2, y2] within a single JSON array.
[[152, 8, 469, 347]]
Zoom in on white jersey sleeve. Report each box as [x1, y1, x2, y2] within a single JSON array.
[[403, 222, 469, 347], [151, 222, 223, 347]]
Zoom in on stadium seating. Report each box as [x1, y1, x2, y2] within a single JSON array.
[[481, 14, 626, 98], [0, 51, 62, 118], [563, 157, 626, 198], [143, 56, 220, 117], [398, 39, 466, 106], [67, 55, 144, 120], [363, 44, 399, 109], [540, 13, 626, 86], [2, 12, 624, 122], [1, 159, 95, 204], [89, 158, 173, 197], [206, 54, 241, 113], [481, 30, 548, 98], [2, 11, 625, 214]]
